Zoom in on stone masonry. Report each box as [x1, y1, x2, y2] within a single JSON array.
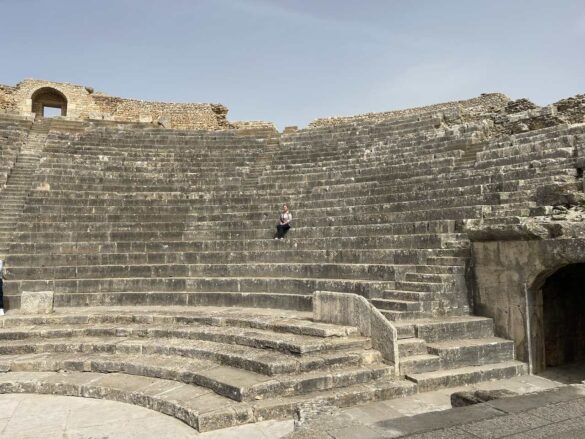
[[0, 81, 582, 431], [0, 79, 230, 130]]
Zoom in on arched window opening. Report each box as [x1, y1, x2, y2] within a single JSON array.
[[31, 87, 68, 118]]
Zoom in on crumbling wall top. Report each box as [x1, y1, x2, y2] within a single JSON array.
[[307, 93, 511, 128], [0, 79, 230, 130]]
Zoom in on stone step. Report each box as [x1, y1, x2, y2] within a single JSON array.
[[426, 337, 516, 369], [5, 262, 397, 283], [7, 234, 449, 253], [261, 150, 464, 176], [25, 166, 454, 192], [6, 291, 314, 312], [397, 338, 427, 357], [0, 336, 375, 377], [405, 361, 527, 392], [484, 208, 532, 218], [2, 276, 395, 299], [0, 323, 370, 356], [16, 205, 484, 226], [5, 236, 462, 255], [0, 352, 393, 402], [426, 256, 467, 266], [35, 148, 455, 174], [380, 309, 432, 322], [399, 354, 441, 375], [0, 306, 355, 337], [12, 221, 457, 238], [0, 371, 416, 431], [23, 171, 549, 203], [39, 137, 561, 167], [36, 152, 458, 178], [413, 265, 465, 274], [394, 280, 446, 293], [370, 299, 422, 312], [20, 192, 493, 216], [404, 272, 454, 283], [5, 248, 467, 266], [19, 188, 482, 211], [371, 290, 430, 302], [25, 171, 518, 200], [403, 316, 496, 343]]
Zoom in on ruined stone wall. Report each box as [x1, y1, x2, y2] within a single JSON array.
[[308, 93, 511, 128], [2, 78, 583, 132], [230, 120, 277, 130], [0, 84, 16, 112], [0, 79, 229, 130], [10, 79, 99, 119], [91, 95, 229, 129], [555, 94, 585, 125]]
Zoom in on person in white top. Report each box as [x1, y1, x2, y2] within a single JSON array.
[[275, 204, 292, 240]]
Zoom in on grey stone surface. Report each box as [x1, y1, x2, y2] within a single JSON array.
[[0, 393, 294, 438], [460, 412, 550, 438], [19, 290, 54, 314], [287, 376, 585, 438]]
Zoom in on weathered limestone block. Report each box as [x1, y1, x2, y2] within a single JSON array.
[[20, 291, 54, 314]]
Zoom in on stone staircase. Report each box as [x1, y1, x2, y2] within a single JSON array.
[[393, 317, 524, 391], [0, 119, 49, 258]]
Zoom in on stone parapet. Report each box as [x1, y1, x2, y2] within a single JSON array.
[[313, 290, 400, 372]]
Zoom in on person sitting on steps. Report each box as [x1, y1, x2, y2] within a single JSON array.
[[275, 204, 292, 240]]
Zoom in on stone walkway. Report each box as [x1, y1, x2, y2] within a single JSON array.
[[288, 374, 585, 438], [0, 373, 582, 438], [0, 393, 293, 438]]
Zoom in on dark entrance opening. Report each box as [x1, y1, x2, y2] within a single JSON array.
[[31, 87, 67, 118], [539, 263, 585, 383]]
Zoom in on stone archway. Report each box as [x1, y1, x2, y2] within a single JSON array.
[[541, 264, 585, 368], [31, 87, 68, 118]]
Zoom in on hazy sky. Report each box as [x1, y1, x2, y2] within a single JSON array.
[[1, 0, 584, 128]]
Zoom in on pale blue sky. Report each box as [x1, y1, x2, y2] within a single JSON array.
[[1, 0, 584, 128]]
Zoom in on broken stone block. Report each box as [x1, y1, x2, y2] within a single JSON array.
[[451, 389, 517, 407], [20, 291, 54, 314], [157, 114, 171, 128]]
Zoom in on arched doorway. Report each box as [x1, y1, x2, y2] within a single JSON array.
[[31, 87, 68, 118], [538, 263, 585, 382]]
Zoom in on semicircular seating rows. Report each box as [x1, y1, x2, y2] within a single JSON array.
[[0, 98, 580, 431]]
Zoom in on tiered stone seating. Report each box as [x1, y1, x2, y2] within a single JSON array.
[[0, 306, 414, 431], [0, 115, 37, 257], [0, 115, 31, 190], [0, 99, 580, 430]]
